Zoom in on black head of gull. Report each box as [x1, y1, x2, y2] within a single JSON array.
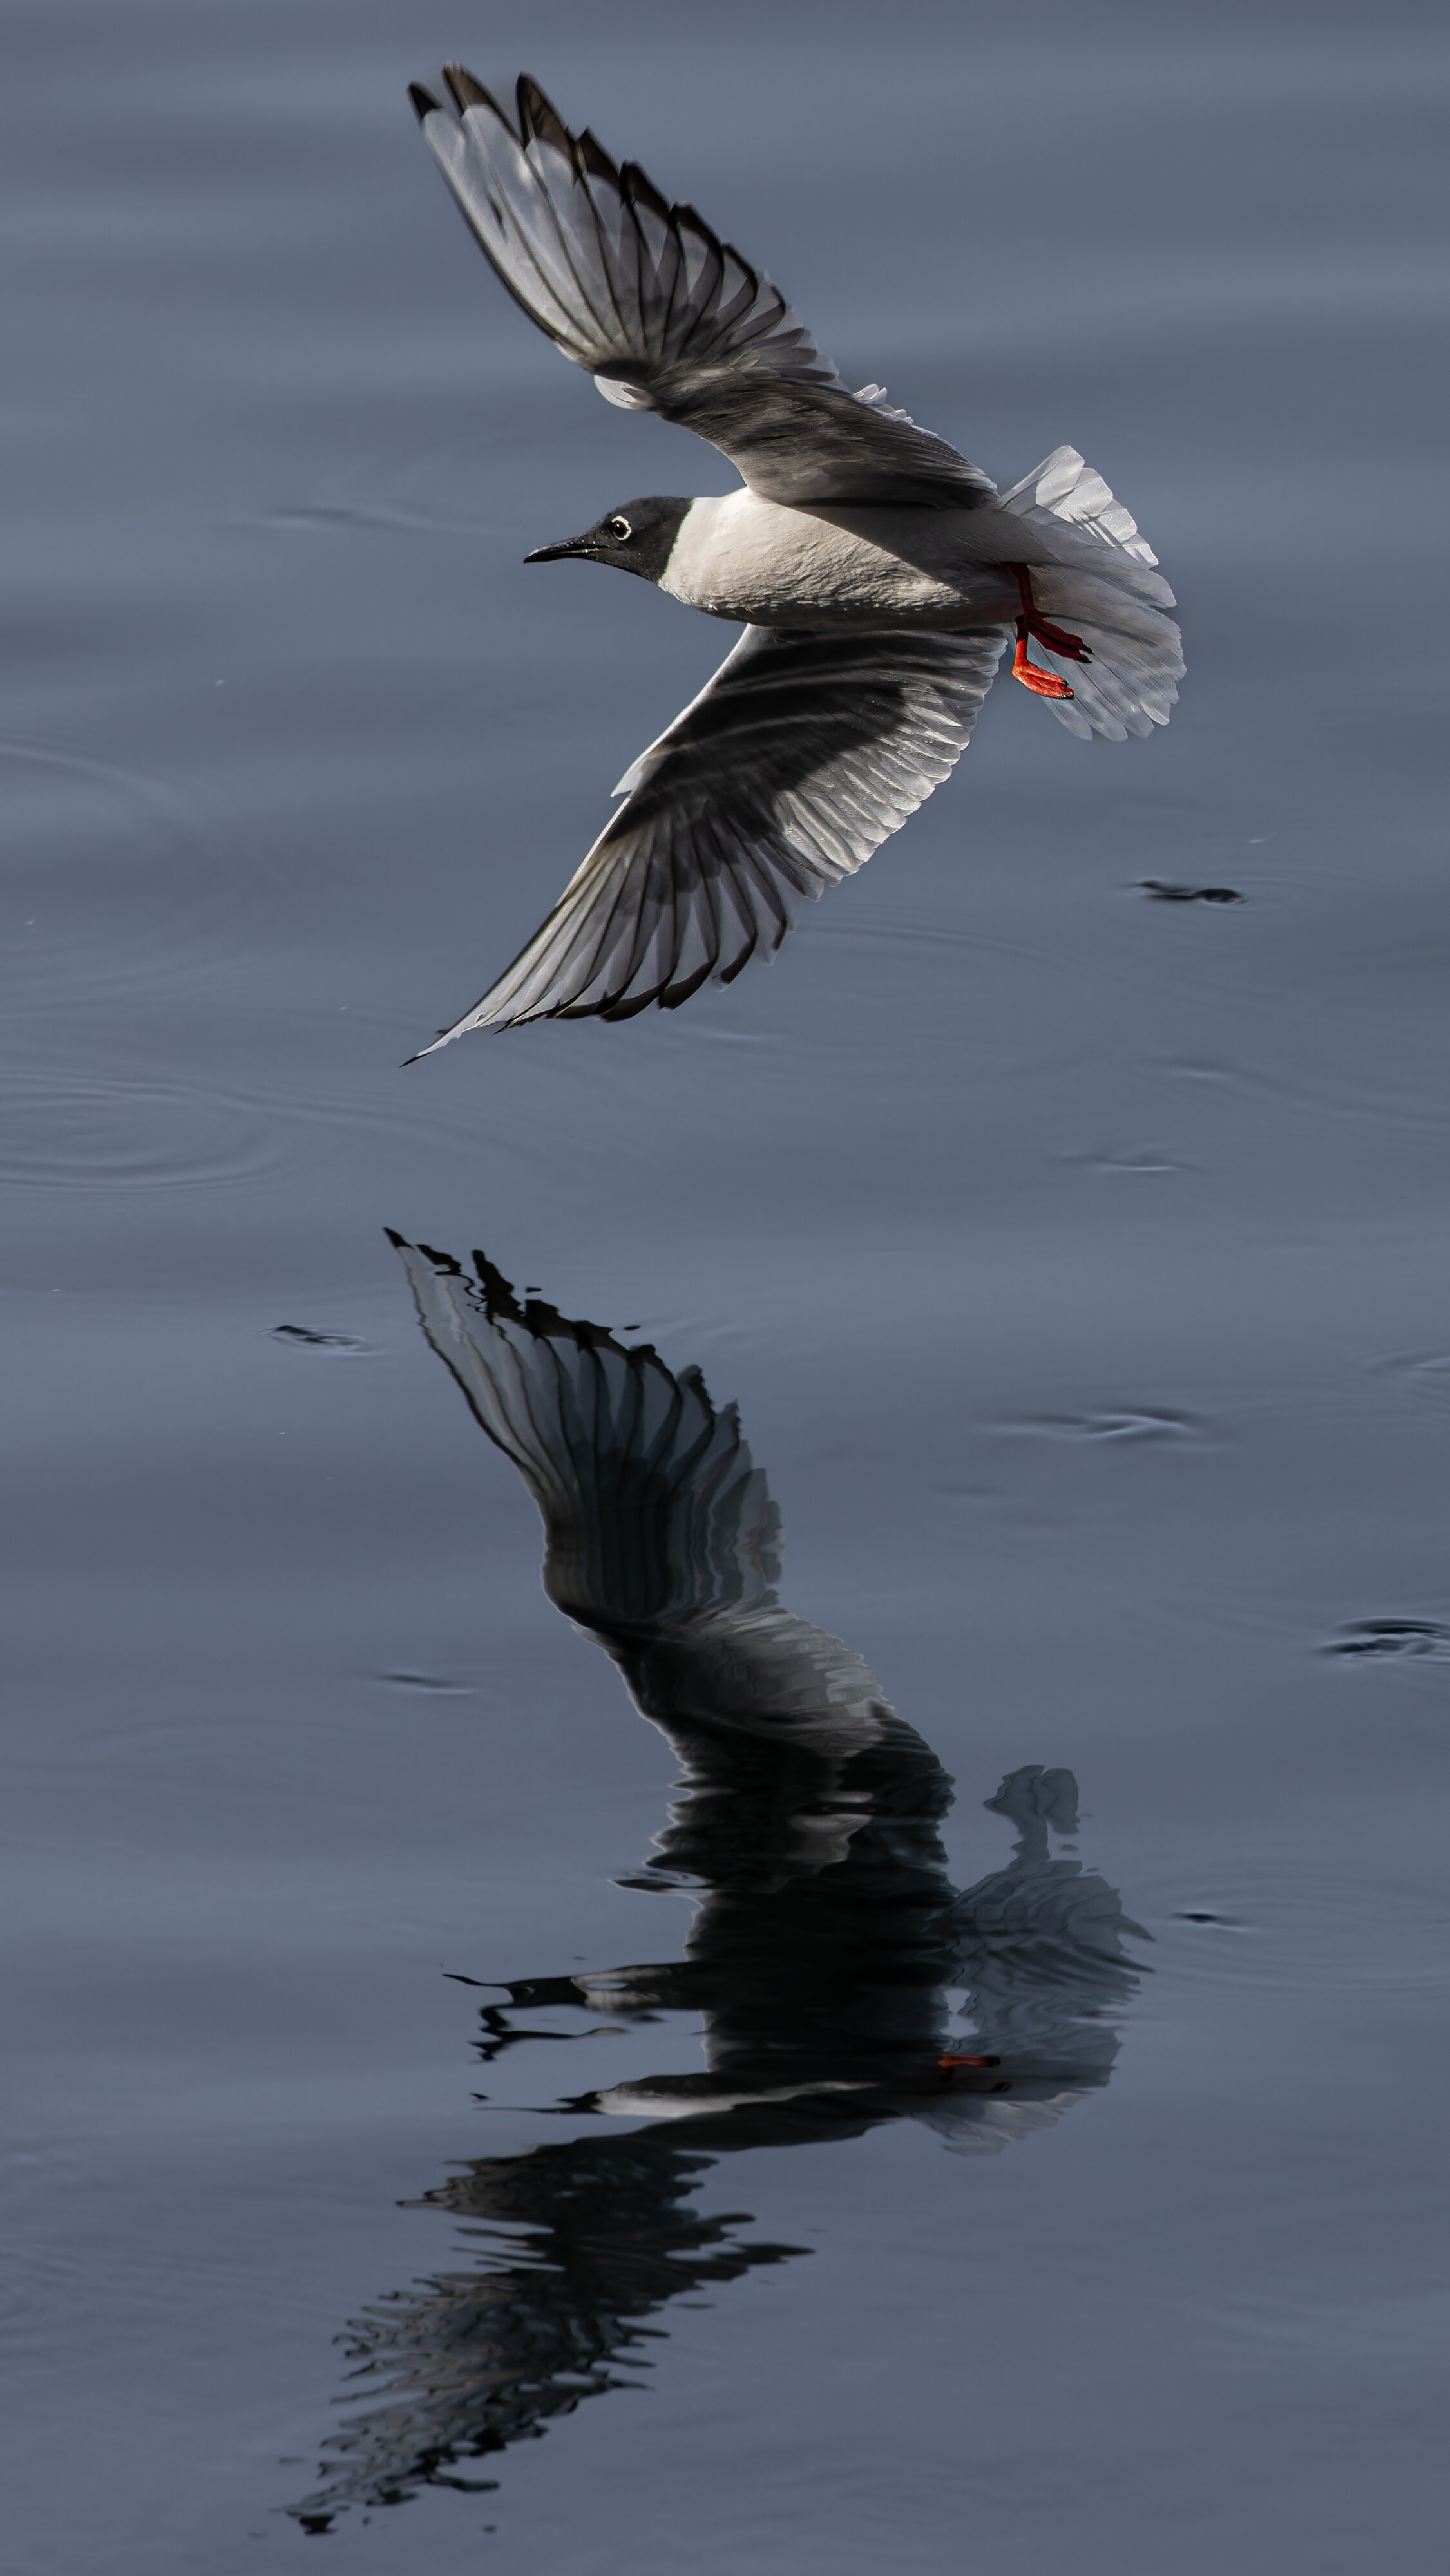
[[523, 495, 691, 580]]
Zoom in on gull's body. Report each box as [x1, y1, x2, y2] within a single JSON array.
[[658, 492, 1020, 629], [405, 68, 1185, 1047]]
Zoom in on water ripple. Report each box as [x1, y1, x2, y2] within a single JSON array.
[[247, 430, 553, 538], [993, 1408, 1203, 1444], [1371, 1352, 1450, 1409], [1136, 1862, 1449, 1993], [1325, 1620, 1450, 1663], [0, 1068, 288, 1195], [269, 1326, 377, 1356], [0, 741, 257, 1014]]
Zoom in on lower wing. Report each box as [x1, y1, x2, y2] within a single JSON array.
[[410, 622, 1006, 1048]]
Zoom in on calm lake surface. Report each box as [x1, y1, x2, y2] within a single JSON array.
[[5, 3, 1448, 2566]]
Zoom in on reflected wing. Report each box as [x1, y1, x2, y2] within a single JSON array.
[[288, 2131, 785, 2530], [411, 70, 994, 508], [412, 622, 1006, 1047], [390, 1236, 897, 1748], [390, 1235, 779, 1626]]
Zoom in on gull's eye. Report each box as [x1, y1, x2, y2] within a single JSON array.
[[607, 515, 633, 540]]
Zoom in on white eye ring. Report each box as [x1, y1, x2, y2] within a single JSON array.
[[608, 515, 633, 540]]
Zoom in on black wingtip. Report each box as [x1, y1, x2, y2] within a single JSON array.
[[619, 160, 671, 226], [408, 82, 441, 123], [443, 61, 495, 116], [573, 126, 619, 186], [471, 1251, 526, 1324], [383, 1227, 408, 1249], [516, 73, 571, 152]]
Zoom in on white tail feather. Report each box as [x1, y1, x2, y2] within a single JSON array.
[[997, 446, 1183, 741], [998, 443, 1158, 564], [1031, 565, 1184, 741]]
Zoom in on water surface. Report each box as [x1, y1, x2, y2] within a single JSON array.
[[4, 3, 1448, 2568]]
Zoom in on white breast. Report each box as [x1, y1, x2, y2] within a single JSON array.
[[660, 490, 982, 628]]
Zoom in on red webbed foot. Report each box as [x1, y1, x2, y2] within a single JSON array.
[[1006, 562, 1090, 699], [1011, 634, 1076, 699]]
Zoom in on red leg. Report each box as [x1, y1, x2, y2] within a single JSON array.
[[1011, 631, 1075, 699], [1005, 562, 1090, 701]]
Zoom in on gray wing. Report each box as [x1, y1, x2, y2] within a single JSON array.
[[412, 622, 1007, 1046], [390, 1236, 781, 1627], [410, 69, 995, 509], [390, 1236, 898, 1749]]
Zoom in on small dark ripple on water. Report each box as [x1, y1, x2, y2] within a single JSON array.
[[1326, 1620, 1450, 1662], [374, 1672, 475, 1696], [1140, 880, 1244, 904], [270, 1325, 376, 1356], [1137, 1863, 1449, 1993], [995, 1409, 1203, 1444]]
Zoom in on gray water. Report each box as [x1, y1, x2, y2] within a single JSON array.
[[5, 3, 1448, 2567]]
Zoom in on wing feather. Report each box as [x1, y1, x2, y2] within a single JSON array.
[[411, 623, 1006, 1048], [412, 70, 994, 507], [389, 1236, 901, 1745]]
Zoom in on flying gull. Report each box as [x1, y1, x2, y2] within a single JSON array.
[[405, 68, 1184, 1049]]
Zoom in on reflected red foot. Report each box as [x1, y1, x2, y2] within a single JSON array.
[[937, 2051, 1000, 2070]]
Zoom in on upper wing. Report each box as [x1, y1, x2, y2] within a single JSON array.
[[411, 621, 1006, 1046], [410, 68, 994, 508]]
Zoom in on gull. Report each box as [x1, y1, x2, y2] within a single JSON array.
[[405, 68, 1185, 1049]]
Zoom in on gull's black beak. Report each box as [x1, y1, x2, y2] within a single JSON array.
[[524, 535, 596, 564]]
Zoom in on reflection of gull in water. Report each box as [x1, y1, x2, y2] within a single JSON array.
[[404, 70, 1183, 1045], [289, 1245, 1145, 2528]]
